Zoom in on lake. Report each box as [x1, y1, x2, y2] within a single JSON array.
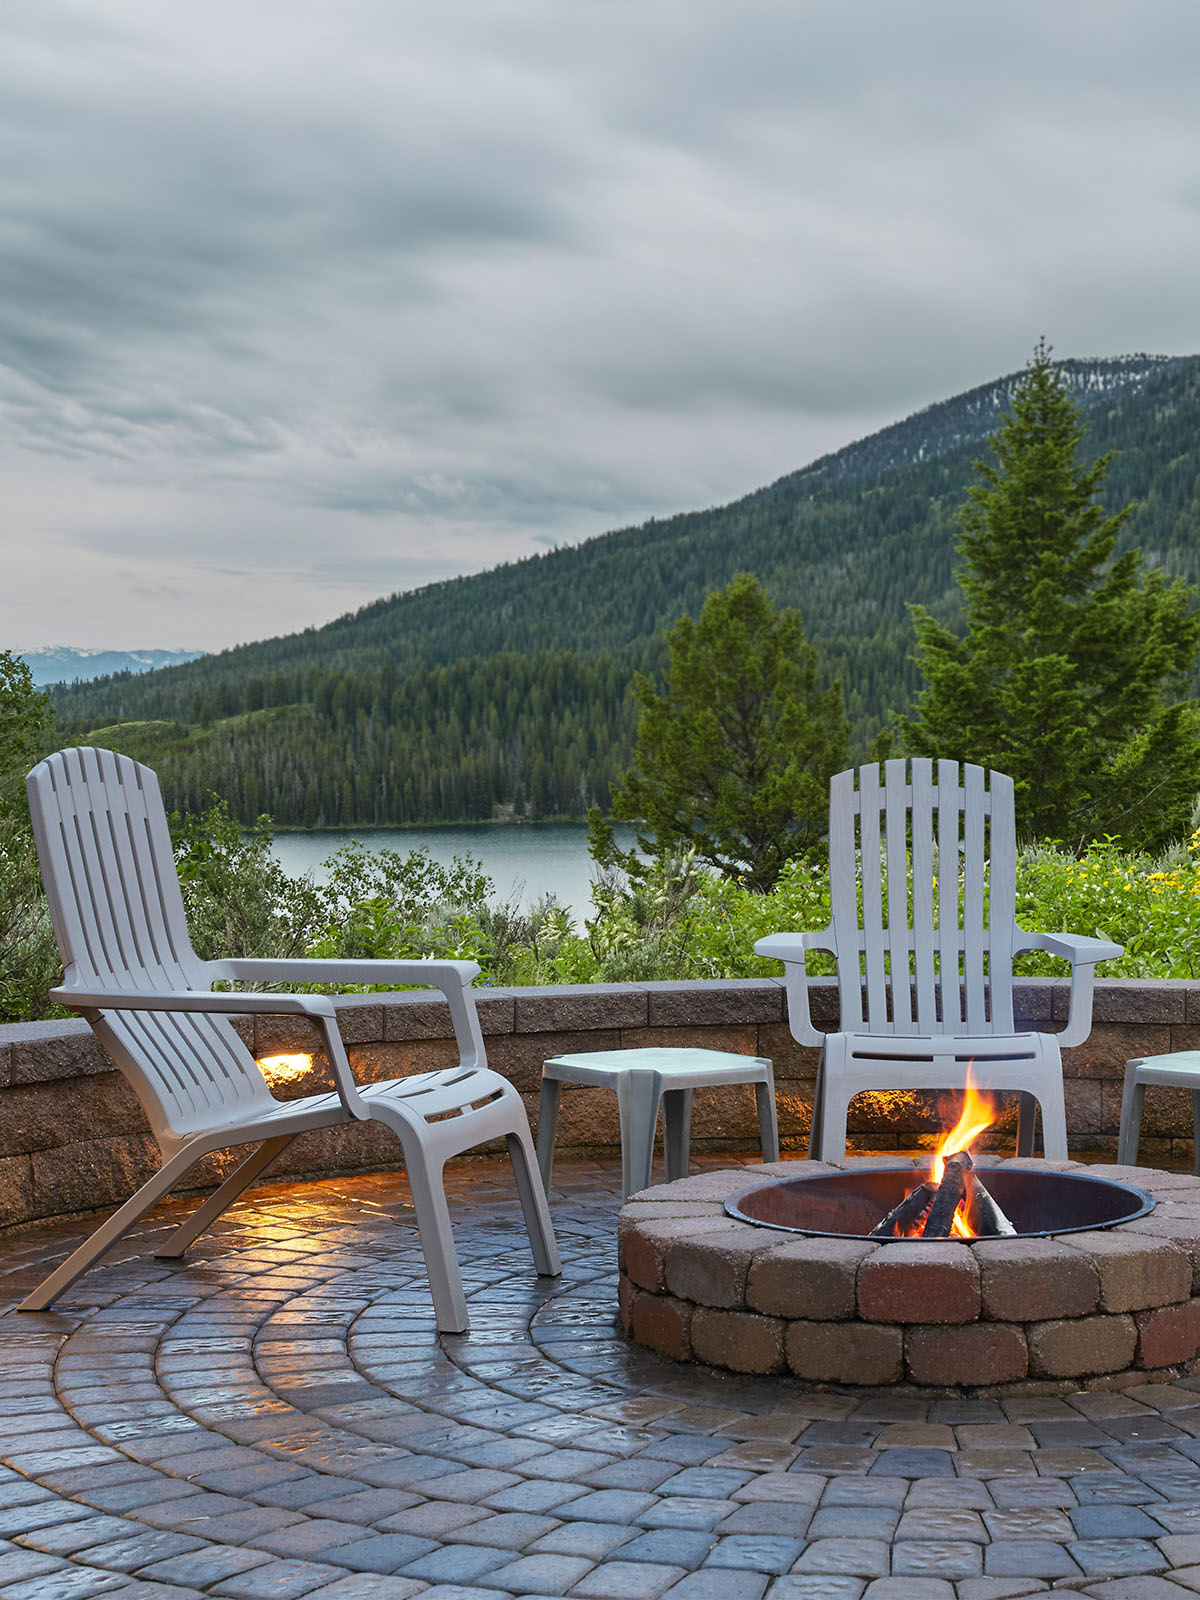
[[269, 822, 640, 923]]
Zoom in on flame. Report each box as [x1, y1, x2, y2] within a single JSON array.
[[930, 1076, 996, 1185], [258, 1053, 314, 1086], [899, 1070, 998, 1238]]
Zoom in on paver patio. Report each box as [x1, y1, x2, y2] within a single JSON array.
[[5, 1155, 1200, 1599]]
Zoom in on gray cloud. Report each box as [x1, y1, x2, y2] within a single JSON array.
[[2, 0, 1200, 649]]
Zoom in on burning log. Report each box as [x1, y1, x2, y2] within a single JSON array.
[[870, 1181, 937, 1237], [963, 1172, 1017, 1237], [922, 1151, 973, 1237]]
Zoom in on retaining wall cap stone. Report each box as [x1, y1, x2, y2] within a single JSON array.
[[641, 979, 784, 1026], [514, 984, 650, 1032]]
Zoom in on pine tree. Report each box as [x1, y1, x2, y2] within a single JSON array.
[[592, 573, 849, 889], [903, 341, 1200, 850], [0, 651, 54, 804]]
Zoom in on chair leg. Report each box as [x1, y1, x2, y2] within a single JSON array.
[[816, 1086, 852, 1164], [1117, 1064, 1145, 1167], [1193, 1092, 1200, 1178], [404, 1154, 470, 1335], [755, 1076, 780, 1163], [535, 1076, 563, 1197], [1034, 1073, 1069, 1161], [662, 1090, 693, 1183], [505, 1131, 562, 1278], [154, 1135, 294, 1259], [1016, 1092, 1037, 1158], [807, 1054, 827, 1159], [18, 1143, 202, 1312], [616, 1070, 662, 1199]]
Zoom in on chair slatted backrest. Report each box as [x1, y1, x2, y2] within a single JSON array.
[[28, 748, 274, 1143], [828, 758, 1018, 1036]]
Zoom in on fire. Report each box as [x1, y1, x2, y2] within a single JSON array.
[[257, 1053, 314, 1086], [901, 1072, 998, 1238], [930, 1078, 996, 1184]]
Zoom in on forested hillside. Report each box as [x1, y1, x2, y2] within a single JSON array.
[[51, 353, 1200, 826], [72, 651, 642, 828]]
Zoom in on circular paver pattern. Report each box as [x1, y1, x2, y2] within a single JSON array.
[[620, 1159, 1200, 1391], [6, 1156, 1200, 1598]]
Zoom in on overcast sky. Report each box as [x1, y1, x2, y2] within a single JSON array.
[[3, 0, 1199, 652]]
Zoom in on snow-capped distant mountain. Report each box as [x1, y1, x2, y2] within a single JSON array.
[[19, 647, 204, 687]]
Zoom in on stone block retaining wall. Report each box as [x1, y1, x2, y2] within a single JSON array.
[[1, 976, 1198, 1231]]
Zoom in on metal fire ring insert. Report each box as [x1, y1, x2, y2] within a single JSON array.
[[724, 1165, 1156, 1241]]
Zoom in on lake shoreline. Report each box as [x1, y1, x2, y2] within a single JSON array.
[[266, 816, 598, 835], [267, 822, 638, 920]]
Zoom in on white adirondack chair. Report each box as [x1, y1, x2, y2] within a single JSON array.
[[20, 747, 560, 1331], [755, 759, 1122, 1163]]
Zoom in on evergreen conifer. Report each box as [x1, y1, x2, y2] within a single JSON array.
[[593, 573, 849, 889], [903, 341, 1200, 849]]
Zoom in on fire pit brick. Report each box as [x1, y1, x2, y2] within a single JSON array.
[[631, 1290, 693, 1361], [1135, 1298, 1200, 1368], [620, 1218, 744, 1293], [1122, 1216, 1200, 1292], [618, 1274, 635, 1334], [973, 1238, 1100, 1321], [857, 1241, 981, 1324], [1063, 1231, 1191, 1312], [1027, 1313, 1138, 1378], [905, 1323, 1028, 1386], [747, 1237, 878, 1320], [663, 1229, 770, 1308], [786, 1319, 904, 1385], [619, 1159, 1200, 1391], [691, 1307, 786, 1373]]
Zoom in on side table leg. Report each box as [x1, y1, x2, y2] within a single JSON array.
[[662, 1089, 693, 1182], [1117, 1063, 1144, 1167], [536, 1076, 563, 1196], [617, 1070, 662, 1199], [755, 1075, 780, 1162]]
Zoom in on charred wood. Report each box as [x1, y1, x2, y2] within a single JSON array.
[[922, 1151, 972, 1237], [963, 1172, 1017, 1236], [870, 1181, 937, 1237]]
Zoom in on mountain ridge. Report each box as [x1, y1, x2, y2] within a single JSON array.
[[48, 351, 1200, 827], [20, 647, 203, 688]]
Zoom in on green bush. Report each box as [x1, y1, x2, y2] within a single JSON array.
[[9, 795, 1200, 1023], [1012, 833, 1200, 980], [479, 832, 1200, 988], [0, 816, 66, 1023]]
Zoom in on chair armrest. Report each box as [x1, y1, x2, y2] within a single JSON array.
[[210, 958, 482, 986], [1012, 929, 1125, 1050], [1015, 931, 1123, 964], [753, 932, 834, 1049], [52, 986, 338, 1018], [207, 956, 488, 1071], [52, 986, 369, 1122]]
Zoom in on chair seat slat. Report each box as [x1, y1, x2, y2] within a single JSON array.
[[883, 758, 915, 1034]]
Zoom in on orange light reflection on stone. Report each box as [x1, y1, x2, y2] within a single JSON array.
[[257, 1053, 314, 1086]]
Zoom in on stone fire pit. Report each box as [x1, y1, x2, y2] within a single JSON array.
[[618, 1158, 1200, 1391]]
